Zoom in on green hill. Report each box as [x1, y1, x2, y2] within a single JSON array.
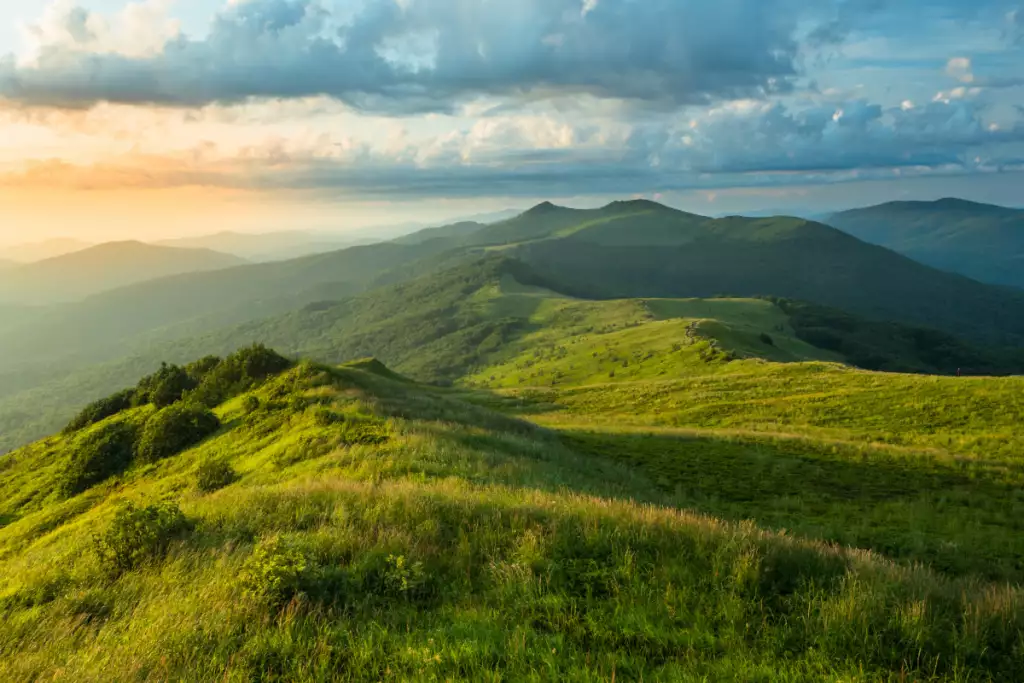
[[3, 200, 1024, 455], [2, 343, 1024, 680], [827, 198, 1024, 289], [0, 242, 248, 305], [2, 252, 1023, 456], [499, 204, 1024, 348]]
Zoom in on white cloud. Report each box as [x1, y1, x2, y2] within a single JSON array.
[[945, 56, 974, 83]]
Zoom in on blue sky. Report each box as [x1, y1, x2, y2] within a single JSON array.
[[0, 0, 1021, 241]]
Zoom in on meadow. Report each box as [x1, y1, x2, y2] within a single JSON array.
[[1, 348, 1023, 680]]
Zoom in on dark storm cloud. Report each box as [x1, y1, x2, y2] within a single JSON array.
[[0, 0, 801, 111]]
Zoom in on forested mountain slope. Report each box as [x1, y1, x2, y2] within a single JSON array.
[[827, 198, 1024, 289]]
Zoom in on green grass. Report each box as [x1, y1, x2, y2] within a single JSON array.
[[2, 354, 1024, 680]]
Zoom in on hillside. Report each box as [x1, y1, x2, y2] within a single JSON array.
[[827, 198, 1024, 289], [0, 242, 248, 305], [0, 238, 92, 263], [1, 345, 1023, 680], [489, 202, 1024, 347], [2, 201, 1024, 452], [157, 231, 376, 262]]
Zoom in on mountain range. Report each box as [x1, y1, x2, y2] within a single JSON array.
[[2, 198, 1024, 454], [0, 237, 93, 263], [827, 198, 1024, 289], [156, 231, 377, 263], [0, 241, 248, 305]]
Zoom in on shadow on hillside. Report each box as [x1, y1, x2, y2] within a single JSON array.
[[556, 429, 1024, 583]]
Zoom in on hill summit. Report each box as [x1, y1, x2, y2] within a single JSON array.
[[0, 241, 246, 305]]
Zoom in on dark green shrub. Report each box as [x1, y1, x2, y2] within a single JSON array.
[[63, 389, 137, 434], [135, 363, 198, 408], [136, 404, 220, 464], [185, 355, 222, 383], [759, 332, 775, 347], [195, 458, 237, 492], [190, 345, 292, 407], [58, 422, 137, 497], [93, 502, 191, 576], [240, 535, 311, 608]]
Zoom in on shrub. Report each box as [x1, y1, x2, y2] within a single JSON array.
[[58, 422, 137, 497], [242, 395, 261, 414], [185, 355, 222, 383], [190, 345, 293, 407], [240, 535, 311, 608], [93, 502, 191, 576], [195, 458, 237, 492], [135, 363, 198, 408], [63, 389, 137, 434], [136, 403, 221, 464], [759, 332, 775, 347]]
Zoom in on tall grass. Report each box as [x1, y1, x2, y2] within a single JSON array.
[[1, 361, 1022, 680]]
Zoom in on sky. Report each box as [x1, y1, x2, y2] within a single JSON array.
[[0, 0, 1022, 244]]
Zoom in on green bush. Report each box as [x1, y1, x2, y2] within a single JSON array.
[[63, 389, 137, 434], [58, 422, 137, 497], [195, 459, 237, 492], [185, 355, 222, 383], [93, 502, 191, 576], [240, 535, 311, 608], [241, 395, 261, 414], [134, 363, 198, 408], [136, 404, 220, 464], [189, 345, 292, 407]]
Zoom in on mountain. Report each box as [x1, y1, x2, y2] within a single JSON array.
[[1, 336, 1023, 679], [156, 231, 377, 262], [0, 242, 248, 305], [0, 237, 92, 263], [4, 199, 1024, 453], [826, 198, 1024, 289], [0, 259, 16, 271], [470, 200, 1024, 347], [191, 255, 1024, 383], [392, 221, 486, 245]]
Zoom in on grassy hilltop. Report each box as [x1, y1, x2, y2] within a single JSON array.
[[3, 200, 1024, 678], [2, 337, 1024, 678]]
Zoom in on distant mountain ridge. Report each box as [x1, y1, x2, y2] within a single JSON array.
[[4, 199, 1024, 453], [826, 198, 1024, 289], [156, 231, 377, 262], [0, 237, 93, 263], [0, 241, 247, 305]]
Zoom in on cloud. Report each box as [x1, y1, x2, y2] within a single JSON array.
[[625, 97, 1024, 175], [0, 0, 803, 111], [4, 95, 1021, 198], [945, 57, 974, 82]]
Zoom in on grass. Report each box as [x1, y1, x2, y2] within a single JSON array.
[[2, 354, 1024, 680]]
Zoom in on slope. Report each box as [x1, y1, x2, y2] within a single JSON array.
[[157, 231, 377, 262], [827, 198, 1024, 289], [0, 242, 248, 305], [1, 350, 1023, 680], [501, 203, 1024, 347], [2, 253, 1021, 456]]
